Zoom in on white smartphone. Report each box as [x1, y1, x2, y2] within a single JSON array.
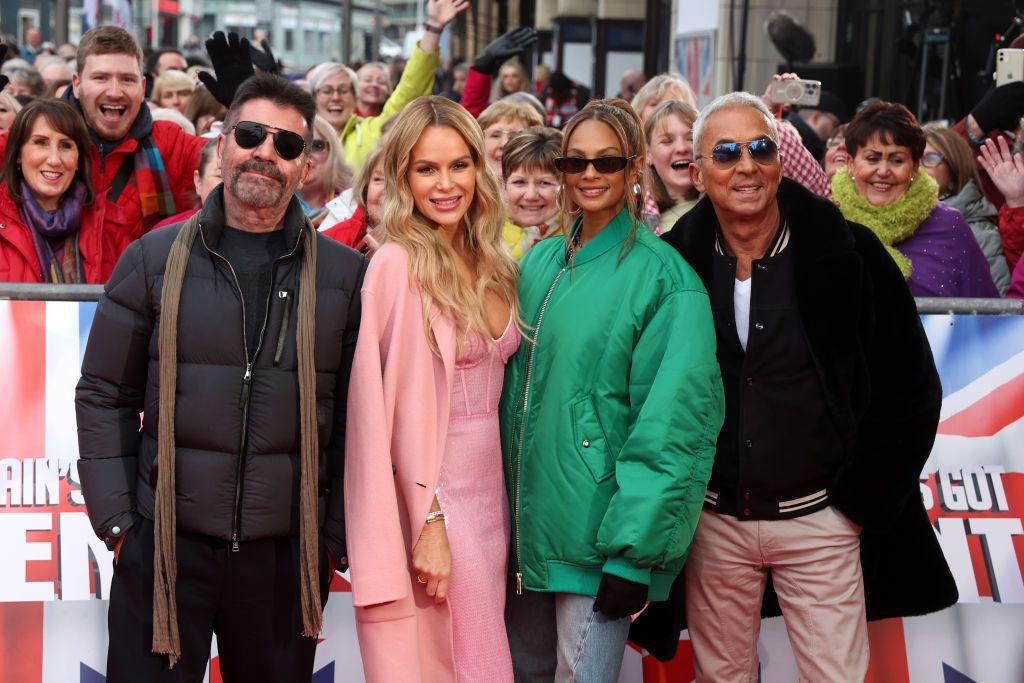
[[996, 48, 1024, 87], [769, 79, 822, 107]]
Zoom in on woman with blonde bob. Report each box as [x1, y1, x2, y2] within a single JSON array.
[[644, 99, 700, 233], [501, 99, 723, 681], [297, 114, 353, 222], [345, 96, 521, 682], [631, 73, 698, 122]]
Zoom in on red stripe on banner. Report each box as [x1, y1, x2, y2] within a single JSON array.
[[0, 301, 46, 462], [0, 602, 43, 683], [330, 573, 351, 592], [864, 618, 910, 683], [641, 639, 696, 683], [937, 373, 1024, 437]]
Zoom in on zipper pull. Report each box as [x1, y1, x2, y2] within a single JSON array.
[[231, 533, 240, 552], [239, 363, 253, 408], [516, 572, 523, 595]]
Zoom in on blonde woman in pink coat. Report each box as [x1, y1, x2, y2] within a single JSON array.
[[344, 96, 522, 682]]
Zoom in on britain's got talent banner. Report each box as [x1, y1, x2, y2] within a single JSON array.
[[0, 301, 1022, 682]]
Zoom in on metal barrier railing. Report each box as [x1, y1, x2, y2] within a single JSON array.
[[0, 284, 1023, 315]]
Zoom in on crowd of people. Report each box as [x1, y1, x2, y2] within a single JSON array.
[[0, 9, 1006, 683], [3, 22, 1022, 296]]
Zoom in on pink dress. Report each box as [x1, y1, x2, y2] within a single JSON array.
[[436, 319, 520, 682]]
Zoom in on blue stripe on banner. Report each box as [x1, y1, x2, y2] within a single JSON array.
[[78, 301, 96, 367], [923, 315, 1024, 398]]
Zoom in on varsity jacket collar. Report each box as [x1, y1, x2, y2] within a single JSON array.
[[664, 177, 859, 288]]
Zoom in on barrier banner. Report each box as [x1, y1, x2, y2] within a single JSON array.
[[0, 301, 1022, 682]]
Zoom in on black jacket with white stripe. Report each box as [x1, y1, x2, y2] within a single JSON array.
[[701, 210, 844, 519]]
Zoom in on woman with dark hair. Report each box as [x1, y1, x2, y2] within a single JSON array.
[[502, 100, 723, 681], [0, 98, 100, 283], [831, 101, 998, 297], [922, 123, 1011, 294]]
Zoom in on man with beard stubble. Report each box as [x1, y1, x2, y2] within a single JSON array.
[[76, 73, 366, 681]]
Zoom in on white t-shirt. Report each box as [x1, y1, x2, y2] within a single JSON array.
[[734, 277, 752, 351]]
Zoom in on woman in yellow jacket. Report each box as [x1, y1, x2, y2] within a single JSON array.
[[500, 126, 563, 259], [306, 0, 467, 172]]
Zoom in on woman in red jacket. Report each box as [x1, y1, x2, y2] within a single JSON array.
[[0, 99, 99, 283], [323, 144, 385, 251]]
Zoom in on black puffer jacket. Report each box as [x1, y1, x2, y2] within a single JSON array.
[[75, 187, 366, 564]]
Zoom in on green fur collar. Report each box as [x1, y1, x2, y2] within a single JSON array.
[[831, 168, 938, 279]]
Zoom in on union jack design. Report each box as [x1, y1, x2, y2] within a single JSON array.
[[0, 303, 1021, 681]]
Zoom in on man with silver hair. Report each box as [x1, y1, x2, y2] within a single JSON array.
[[630, 91, 957, 680]]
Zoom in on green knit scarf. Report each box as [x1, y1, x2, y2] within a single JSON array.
[[831, 167, 938, 279]]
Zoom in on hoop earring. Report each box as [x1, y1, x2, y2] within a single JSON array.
[[567, 203, 583, 216]]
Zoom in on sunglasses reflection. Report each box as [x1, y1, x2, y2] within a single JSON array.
[[702, 138, 779, 169]]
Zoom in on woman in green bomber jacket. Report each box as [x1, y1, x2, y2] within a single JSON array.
[[500, 99, 725, 682]]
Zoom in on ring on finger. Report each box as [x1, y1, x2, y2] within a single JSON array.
[[417, 575, 427, 584]]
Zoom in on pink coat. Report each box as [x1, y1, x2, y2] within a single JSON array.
[[344, 242, 458, 682]]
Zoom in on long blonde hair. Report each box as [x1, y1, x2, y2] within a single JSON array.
[[378, 96, 520, 351]]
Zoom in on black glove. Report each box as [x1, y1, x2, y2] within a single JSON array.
[[472, 27, 538, 75], [0, 44, 8, 92], [250, 39, 281, 75], [199, 31, 254, 108], [971, 81, 1024, 134], [592, 573, 648, 620]]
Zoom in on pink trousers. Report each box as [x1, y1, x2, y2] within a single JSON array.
[[684, 507, 869, 682]]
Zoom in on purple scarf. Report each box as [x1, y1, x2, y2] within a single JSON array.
[[18, 180, 87, 283]]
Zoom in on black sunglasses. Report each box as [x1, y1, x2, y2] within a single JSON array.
[[554, 155, 636, 175], [231, 121, 307, 160], [698, 138, 779, 169]]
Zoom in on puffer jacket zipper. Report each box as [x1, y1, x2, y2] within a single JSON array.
[[199, 224, 305, 551], [510, 264, 567, 594]]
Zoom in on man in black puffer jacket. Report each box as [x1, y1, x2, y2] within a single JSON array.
[[75, 73, 366, 682]]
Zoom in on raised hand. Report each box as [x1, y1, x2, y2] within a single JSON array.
[[199, 31, 254, 108], [427, 0, 470, 29], [250, 39, 281, 75], [0, 44, 8, 92], [978, 136, 1024, 208], [473, 27, 538, 75]]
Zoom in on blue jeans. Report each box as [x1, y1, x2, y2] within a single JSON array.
[[505, 579, 631, 682]]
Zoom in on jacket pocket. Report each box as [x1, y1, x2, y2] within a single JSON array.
[[571, 395, 614, 483]]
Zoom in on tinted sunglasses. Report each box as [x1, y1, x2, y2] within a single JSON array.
[[698, 138, 779, 169], [554, 155, 636, 174], [232, 121, 307, 160], [921, 151, 945, 168], [310, 139, 329, 154]]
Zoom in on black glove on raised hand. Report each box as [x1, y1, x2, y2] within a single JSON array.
[[199, 31, 254, 108], [473, 27, 538, 75], [0, 44, 8, 92], [250, 39, 281, 74], [971, 81, 1024, 134], [592, 573, 648, 620]]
